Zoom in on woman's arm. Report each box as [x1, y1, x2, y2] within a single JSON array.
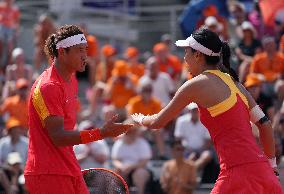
[[135, 79, 199, 129], [237, 83, 275, 159]]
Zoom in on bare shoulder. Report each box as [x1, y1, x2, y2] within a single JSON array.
[[177, 74, 213, 104], [181, 74, 210, 90]]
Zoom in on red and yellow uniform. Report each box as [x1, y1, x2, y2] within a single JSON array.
[[24, 65, 88, 193], [198, 70, 282, 193]]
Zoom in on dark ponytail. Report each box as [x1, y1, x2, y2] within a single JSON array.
[[220, 41, 239, 82], [192, 28, 239, 82], [44, 34, 58, 60]]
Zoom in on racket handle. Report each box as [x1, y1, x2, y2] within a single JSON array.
[[80, 128, 102, 143]]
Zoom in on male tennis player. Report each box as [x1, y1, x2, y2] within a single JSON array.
[[24, 25, 133, 194]]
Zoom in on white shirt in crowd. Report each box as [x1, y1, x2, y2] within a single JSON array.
[[174, 113, 210, 151], [139, 72, 175, 107], [111, 137, 152, 166], [0, 136, 28, 165], [74, 140, 110, 169]]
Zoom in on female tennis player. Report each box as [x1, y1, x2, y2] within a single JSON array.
[[24, 25, 133, 194], [132, 28, 283, 194]]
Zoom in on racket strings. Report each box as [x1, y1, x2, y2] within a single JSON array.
[[83, 169, 127, 194]]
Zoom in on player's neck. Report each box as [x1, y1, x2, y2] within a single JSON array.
[[54, 60, 73, 82]]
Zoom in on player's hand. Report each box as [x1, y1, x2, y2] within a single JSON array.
[[131, 113, 146, 125], [100, 115, 133, 138]]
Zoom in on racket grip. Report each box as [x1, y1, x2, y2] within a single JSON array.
[[80, 128, 102, 144]]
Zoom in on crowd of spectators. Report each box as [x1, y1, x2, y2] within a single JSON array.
[[0, 0, 283, 193]]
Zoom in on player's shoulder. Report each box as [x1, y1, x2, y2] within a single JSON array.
[[181, 73, 209, 90]]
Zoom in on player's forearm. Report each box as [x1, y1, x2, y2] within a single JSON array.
[[48, 130, 82, 146], [257, 121, 275, 158]]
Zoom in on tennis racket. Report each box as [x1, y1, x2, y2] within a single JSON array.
[[82, 168, 129, 194]]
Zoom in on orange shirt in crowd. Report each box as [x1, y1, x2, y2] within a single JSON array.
[[107, 76, 138, 108], [158, 55, 182, 79], [0, 95, 28, 129], [160, 159, 197, 194], [249, 52, 284, 82], [129, 63, 145, 78], [0, 2, 20, 28], [127, 96, 161, 115]]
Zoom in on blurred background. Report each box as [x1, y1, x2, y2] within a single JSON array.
[[0, 0, 284, 193]]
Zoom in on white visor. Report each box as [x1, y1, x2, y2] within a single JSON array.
[[175, 35, 221, 56], [56, 34, 87, 49]]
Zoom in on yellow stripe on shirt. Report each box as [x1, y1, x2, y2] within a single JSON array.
[[205, 70, 249, 117], [32, 78, 50, 123]]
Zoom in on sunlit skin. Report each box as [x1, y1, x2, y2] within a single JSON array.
[[56, 43, 88, 81]]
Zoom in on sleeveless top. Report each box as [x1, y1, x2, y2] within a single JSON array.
[[198, 70, 267, 170]]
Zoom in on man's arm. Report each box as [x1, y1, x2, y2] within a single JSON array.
[[45, 115, 133, 147]]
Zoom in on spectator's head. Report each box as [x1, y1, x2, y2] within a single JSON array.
[[101, 44, 117, 59], [161, 34, 172, 47], [262, 36, 277, 55], [5, 118, 22, 139], [146, 56, 159, 79], [175, 28, 238, 81], [170, 138, 185, 159], [16, 78, 29, 98], [153, 43, 169, 60], [241, 21, 257, 39], [204, 16, 223, 34], [244, 73, 264, 100], [138, 79, 153, 102], [12, 48, 25, 66], [38, 14, 54, 29], [112, 60, 129, 81], [187, 103, 199, 123], [44, 25, 87, 72], [124, 46, 139, 61], [229, 2, 246, 24]]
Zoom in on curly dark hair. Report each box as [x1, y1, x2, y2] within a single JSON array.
[[44, 25, 83, 59]]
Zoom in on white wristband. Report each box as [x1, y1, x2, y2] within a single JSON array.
[[269, 157, 277, 168], [250, 105, 265, 124]]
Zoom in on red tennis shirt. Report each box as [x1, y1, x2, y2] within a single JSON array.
[[24, 64, 81, 177]]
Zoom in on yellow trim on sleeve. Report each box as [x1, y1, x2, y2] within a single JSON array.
[[204, 70, 249, 117], [32, 78, 50, 123]]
